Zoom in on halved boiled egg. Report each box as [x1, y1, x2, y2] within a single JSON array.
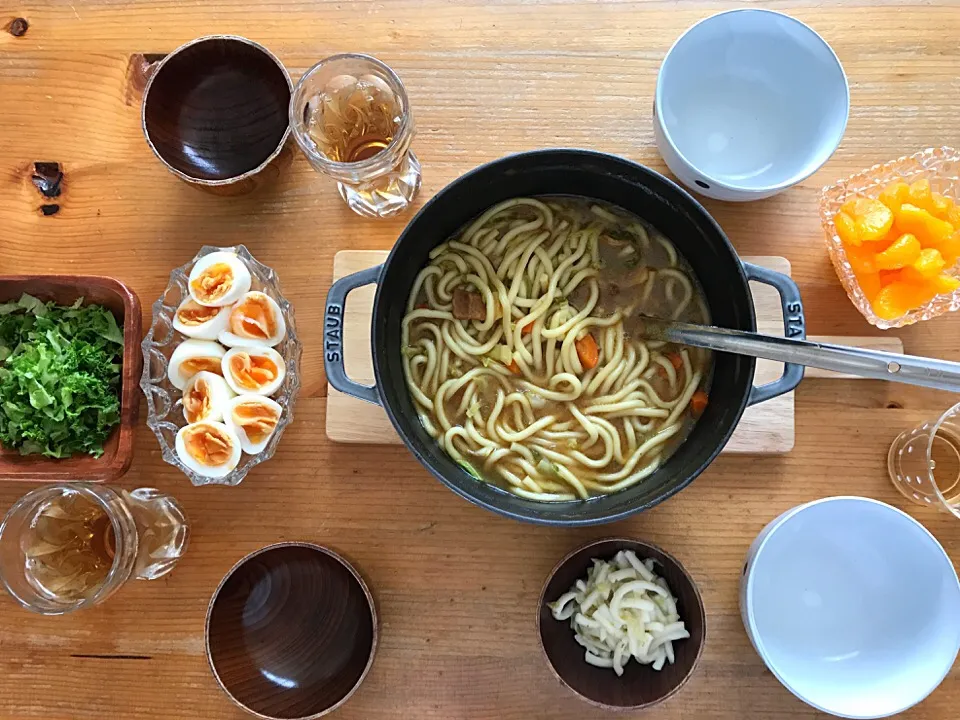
[[172, 298, 231, 340], [218, 291, 287, 348], [182, 371, 235, 424], [168, 339, 226, 391], [175, 421, 242, 478], [221, 346, 286, 396], [188, 251, 252, 307], [224, 394, 283, 454]]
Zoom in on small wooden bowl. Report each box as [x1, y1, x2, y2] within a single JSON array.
[[142, 35, 293, 195], [538, 538, 706, 710], [0, 276, 142, 482], [205, 543, 378, 720]]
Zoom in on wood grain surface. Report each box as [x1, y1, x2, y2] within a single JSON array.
[[325, 251, 905, 450], [1, 1, 959, 718]]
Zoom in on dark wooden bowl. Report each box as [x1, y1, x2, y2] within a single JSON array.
[[538, 538, 706, 710], [0, 276, 142, 482], [142, 35, 292, 195], [205, 543, 378, 720]]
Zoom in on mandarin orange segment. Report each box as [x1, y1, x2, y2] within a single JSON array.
[[947, 206, 960, 227], [925, 232, 960, 264], [930, 192, 953, 219], [878, 269, 903, 286], [852, 198, 894, 242], [857, 272, 882, 301], [872, 283, 909, 320], [840, 198, 860, 217], [845, 243, 876, 275], [834, 211, 860, 246], [879, 181, 910, 213], [895, 204, 955, 245], [932, 274, 960, 294], [873, 279, 939, 320], [912, 248, 947, 278], [875, 233, 921, 270], [908, 178, 933, 211]]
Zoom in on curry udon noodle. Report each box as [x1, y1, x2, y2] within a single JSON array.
[[401, 196, 712, 502]]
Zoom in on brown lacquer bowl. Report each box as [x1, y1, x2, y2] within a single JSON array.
[[142, 35, 293, 195], [0, 276, 142, 482], [538, 537, 706, 711], [205, 543, 378, 719]]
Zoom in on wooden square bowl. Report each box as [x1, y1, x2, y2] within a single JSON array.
[[0, 276, 142, 482], [538, 537, 706, 711]]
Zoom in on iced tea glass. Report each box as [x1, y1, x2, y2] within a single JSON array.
[[289, 53, 421, 218], [888, 402, 960, 517], [0, 484, 189, 615]]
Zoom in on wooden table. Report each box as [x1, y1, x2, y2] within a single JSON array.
[[1, 1, 959, 718]]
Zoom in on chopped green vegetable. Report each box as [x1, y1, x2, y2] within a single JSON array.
[[487, 345, 512, 365], [466, 398, 482, 420], [537, 457, 561, 477], [0, 294, 123, 458], [457, 458, 482, 480]]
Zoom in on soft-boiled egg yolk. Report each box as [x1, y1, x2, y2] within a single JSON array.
[[191, 263, 235, 305], [229, 295, 277, 341], [183, 377, 215, 424], [232, 401, 280, 444], [229, 352, 280, 391], [182, 356, 224, 376], [177, 300, 223, 327], [181, 424, 235, 467]]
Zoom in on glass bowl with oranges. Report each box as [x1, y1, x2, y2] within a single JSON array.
[[821, 146, 960, 329]]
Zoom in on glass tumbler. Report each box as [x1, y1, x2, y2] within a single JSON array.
[[289, 53, 421, 218], [888, 402, 960, 517], [0, 484, 189, 615]]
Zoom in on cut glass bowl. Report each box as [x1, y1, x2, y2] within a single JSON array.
[[820, 146, 960, 329], [140, 245, 302, 486]]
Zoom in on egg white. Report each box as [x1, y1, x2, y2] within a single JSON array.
[[224, 394, 283, 454], [168, 339, 227, 391], [172, 298, 231, 340], [181, 371, 235, 424], [188, 252, 252, 307], [218, 291, 287, 348], [175, 421, 242, 478], [221, 346, 286, 396]]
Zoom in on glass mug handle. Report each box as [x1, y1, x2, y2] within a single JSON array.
[[122, 488, 190, 581]]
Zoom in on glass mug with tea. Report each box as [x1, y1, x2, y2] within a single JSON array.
[[888, 402, 960, 517], [289, 53, 422, 218], [0, 484, 189, 615]]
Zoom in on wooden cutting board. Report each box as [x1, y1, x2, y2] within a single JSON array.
[[326, 251, 903, 453]]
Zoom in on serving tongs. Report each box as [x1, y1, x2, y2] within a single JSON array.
[[641, 317, 960, 393]]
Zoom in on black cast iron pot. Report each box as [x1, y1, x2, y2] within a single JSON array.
[[323, 150, 805, 526]]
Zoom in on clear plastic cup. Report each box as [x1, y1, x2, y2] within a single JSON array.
[[888, 402, 960, 517]]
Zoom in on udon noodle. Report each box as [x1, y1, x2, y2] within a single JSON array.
[[401, 196, 711, 502]]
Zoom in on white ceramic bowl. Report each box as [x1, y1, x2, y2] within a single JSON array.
[[654, 9, 849, 201], [741, 497, 960, 718]]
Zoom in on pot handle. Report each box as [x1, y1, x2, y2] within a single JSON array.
[[323, 264, 383, 406], [741, 261, 806, 406]]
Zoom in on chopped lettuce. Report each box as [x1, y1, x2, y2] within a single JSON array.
[[0, 294, 123, 458]]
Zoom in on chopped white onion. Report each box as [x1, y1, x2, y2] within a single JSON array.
[[547, 549, 690, 675]]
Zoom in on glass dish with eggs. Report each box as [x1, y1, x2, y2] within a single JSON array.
[[140, 246, 302, 486]]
